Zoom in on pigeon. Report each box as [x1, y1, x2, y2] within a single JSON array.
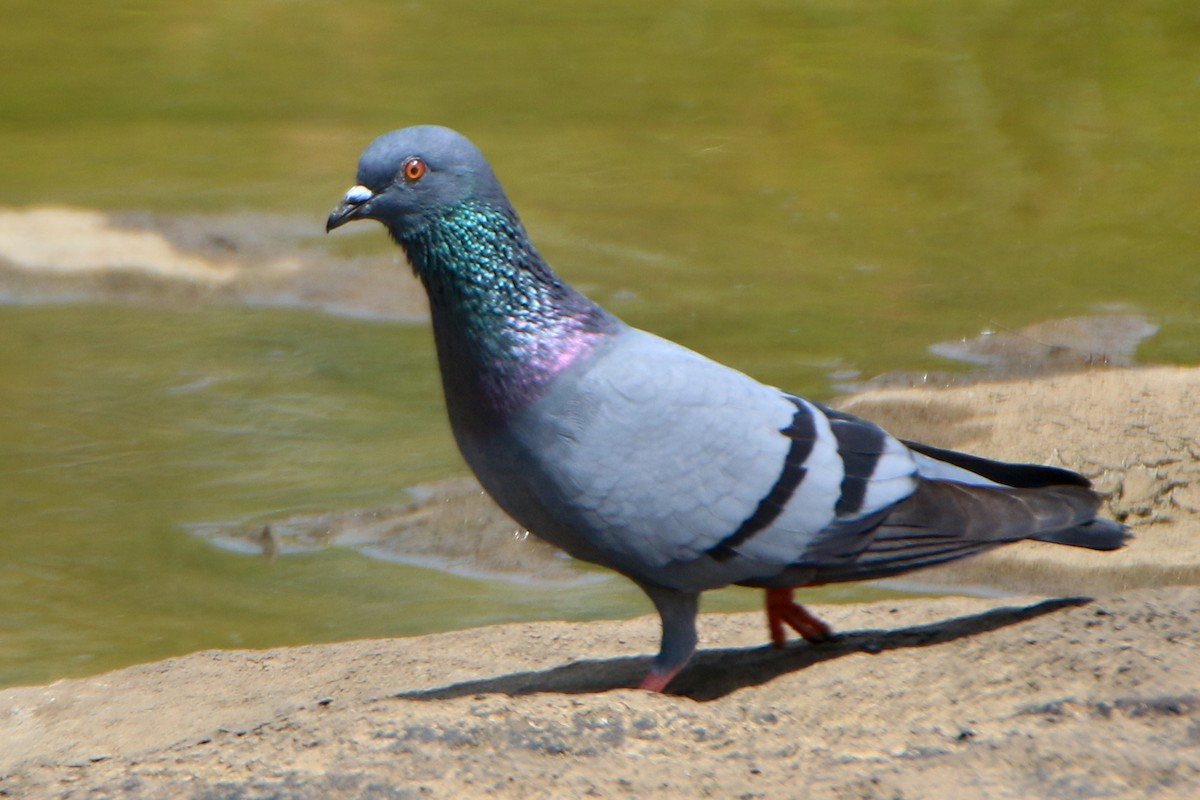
[[326, 125, 1129, 692]]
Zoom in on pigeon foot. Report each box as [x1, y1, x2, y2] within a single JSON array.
[[765, 588, 834, 648], [638, 667, 681, 693]]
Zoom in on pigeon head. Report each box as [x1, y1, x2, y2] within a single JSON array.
[[326, 125, 510, 241]]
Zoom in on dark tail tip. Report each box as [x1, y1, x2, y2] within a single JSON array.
[[1033, 519, 1131, 551]]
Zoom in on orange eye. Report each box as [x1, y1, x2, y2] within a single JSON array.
[[402, 157, 426, 182]]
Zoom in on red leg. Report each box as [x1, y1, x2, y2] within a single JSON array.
[[765, 588, 834, 649]]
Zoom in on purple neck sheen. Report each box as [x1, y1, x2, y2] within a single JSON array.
[[400, 202, 619, 421]]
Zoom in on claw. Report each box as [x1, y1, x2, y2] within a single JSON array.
[[765, 588, 833, 648]]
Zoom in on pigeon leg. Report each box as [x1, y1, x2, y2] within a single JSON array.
[[637, 585, 699, 692], [765, 588, 833, 649]]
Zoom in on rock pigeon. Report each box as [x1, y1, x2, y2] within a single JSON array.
[[326, 126, 1129, 692]]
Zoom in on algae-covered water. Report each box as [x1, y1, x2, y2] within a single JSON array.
[[1, 1, 1197, 688]]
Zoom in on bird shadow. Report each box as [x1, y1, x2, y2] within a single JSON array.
[[395, 596, 1091, 703]]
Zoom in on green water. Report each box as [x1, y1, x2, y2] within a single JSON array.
[[0, 306, 890, 687], [2, 1, 1198, 688]]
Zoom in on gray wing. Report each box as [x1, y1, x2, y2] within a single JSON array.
[[510, 328, 918, 588], [505, 327, 1121, 592]]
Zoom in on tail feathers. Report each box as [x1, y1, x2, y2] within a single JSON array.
[[901, 440, 1130, 553], [797, 478, 1120, 584], [1033, 518, 1130, 551]]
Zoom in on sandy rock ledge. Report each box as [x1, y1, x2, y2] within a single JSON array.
[[2, 587, 1198, 799]]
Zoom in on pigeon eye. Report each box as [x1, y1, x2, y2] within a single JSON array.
[[402, 157, 427, 182]]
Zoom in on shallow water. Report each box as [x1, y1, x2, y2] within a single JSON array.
[[0, 305, 897, 687], [2, 2, 1198, 687]]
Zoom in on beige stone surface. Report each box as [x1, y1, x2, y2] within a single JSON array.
[[1, 589, 1196, 799]]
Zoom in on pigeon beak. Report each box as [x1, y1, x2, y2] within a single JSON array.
[[325, 185, 375, 232]]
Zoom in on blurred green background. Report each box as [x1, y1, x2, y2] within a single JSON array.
[[1, 1, 1197, 688]]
